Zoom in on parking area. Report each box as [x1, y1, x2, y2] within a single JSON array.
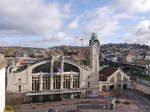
[[14, 92, 146, 112]]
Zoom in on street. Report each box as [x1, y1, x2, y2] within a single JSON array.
[[125, 90, 150, 112]]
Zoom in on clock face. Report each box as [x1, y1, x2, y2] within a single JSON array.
[[92, 40, 99, 46], [89, 40, 100, 46], [94, 41, 99, 46]]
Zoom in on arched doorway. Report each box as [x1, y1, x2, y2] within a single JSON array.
[[123, 84, 128, 90], [102, 85, 107, 91], [110, 85, 114, 91], [117, 84, 121, 89]]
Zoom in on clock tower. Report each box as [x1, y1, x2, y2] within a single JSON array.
[[89, 33, 100, 95], [89, 32, 100, 72]]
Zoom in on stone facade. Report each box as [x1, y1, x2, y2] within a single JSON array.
[[0, 62, 5, 112], [99, 68, 131, 92], [6, 33, 131, 99], [7, 33, 100, 97]]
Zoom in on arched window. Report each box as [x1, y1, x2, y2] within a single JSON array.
[[110, 77, 115, 83], [117, 73, 121, 82], [110, 85, 114, 90], [32, 76, 40, 92], [64, 63, 80, 72], [53, 75, 61, 89], [102, 85, 107, 91], [123, 76, 128, 81], [32, 62, 50, 73]]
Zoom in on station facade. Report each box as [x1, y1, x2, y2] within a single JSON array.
[[7, 33, 131, 102]]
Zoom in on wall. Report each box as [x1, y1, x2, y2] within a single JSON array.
[[0, 67, 5, 112], [133, 82, 150, 95], [7, 68, 31, 93]]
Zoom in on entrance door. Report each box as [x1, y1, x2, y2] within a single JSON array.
[[123, 84, 128, 90]]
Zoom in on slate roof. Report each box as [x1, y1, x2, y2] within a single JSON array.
[[99, 67, 118, 81]]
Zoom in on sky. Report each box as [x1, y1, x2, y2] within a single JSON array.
[[0, 0, 150, 48]]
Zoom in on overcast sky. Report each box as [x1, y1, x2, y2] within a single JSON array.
[[0, 0, 150, 47]]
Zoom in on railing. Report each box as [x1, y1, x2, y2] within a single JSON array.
[[26, 88, 86, 96], [136, 78, 150, 87]]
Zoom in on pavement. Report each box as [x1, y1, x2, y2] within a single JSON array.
[[125, 90, 150, 112], [14, 89, 150, 112]]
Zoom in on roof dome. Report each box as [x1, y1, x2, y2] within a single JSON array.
[[91, 32, 98, 41]]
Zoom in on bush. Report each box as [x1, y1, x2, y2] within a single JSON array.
[[115, 100, 120, 104], [123, 101, 130, 105], [5, 105, 14, 112], [6, 92, 31, 105]]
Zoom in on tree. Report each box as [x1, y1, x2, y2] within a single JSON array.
[[81, 60, 90, 66], [28, 52, 35, 58], [4, 48, 17, 57]]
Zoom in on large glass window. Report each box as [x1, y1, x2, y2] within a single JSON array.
[[53, 75, 61, 89], [63, 75, 71, 89], [117, 73, 121, 82], [110, 77, 115, 83], [32, 62, 50, 73], [32, 76, 40, 92], [73, 75, 80, 88], [43, 75, 51, 90]]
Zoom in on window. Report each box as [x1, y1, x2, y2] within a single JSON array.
[[102, 85, 107, 91], [88, 81, 90, 88], [32, 76, 40, 92], [110, 77, 115, 83], [53, 75, 61, 89], [117, 73, 121, 82], [123, 76, 128, 81], [63, 75, 71, 89], [43, 76, 51, 90], [18, 85, 21, 92], [73, 75, 80, 88]]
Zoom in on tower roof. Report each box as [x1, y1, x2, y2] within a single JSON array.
[[91, 32, 98, 41]]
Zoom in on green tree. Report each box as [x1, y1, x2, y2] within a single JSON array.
[[4, 48, 17, 57]]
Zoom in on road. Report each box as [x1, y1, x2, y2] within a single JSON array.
[[125, 90, 150, 112]]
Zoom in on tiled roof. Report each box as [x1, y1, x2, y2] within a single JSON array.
[[99, 67, 118, 76], [99, 67, 118, 81]]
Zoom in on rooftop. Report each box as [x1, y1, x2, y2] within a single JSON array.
[[91, 32, 98, 41], [99, 67, 118, 81], [99, 67, 118, 76]]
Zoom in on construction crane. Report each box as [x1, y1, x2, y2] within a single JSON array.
[[80, 37, 84, 47]]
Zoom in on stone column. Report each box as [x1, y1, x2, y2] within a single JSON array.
[[50, 56, 54, 73], [99, 85, 102, 91], [121, 84, 123, 89], [39, 74, 43, 91], [114, 84, 117, 90], [70, 74, 73, 89], [61, 58, 64, 89], [71, 94, 74, 99], [50, 75, 53, 90], [106, 85, 109, 91], [61, 57, 64, 73], [28, 69, 32, 91], [61, 74, 64, 89]]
